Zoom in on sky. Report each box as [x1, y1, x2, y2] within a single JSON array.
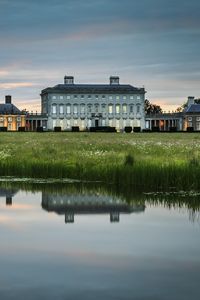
[[0, 0, 200, 112]]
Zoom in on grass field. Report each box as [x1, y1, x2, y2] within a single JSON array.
[[0, 132, 200, 191]]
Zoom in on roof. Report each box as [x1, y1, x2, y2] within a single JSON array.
[[185, 104, 200, 113], [0, 103, 22, 115], [41, 84, 145, 95]]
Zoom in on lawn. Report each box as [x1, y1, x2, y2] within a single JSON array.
[[0, 132, 199, 191]]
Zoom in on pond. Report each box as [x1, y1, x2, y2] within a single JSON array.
[[0, 181, 199, 300]]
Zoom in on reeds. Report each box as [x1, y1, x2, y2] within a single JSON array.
[[0, 132, 200, 190]]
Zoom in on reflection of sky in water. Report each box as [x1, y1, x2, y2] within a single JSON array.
[[0, 190, 200, 300]]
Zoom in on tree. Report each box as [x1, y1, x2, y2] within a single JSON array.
[[145, 99, 163, 114]]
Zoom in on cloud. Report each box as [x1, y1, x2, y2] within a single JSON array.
[[0, 82, 36, 89]]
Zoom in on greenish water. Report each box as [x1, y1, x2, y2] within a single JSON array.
[[0, 181, 199, 300]]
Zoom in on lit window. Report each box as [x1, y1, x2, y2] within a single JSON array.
[[116, 96, 119, 100], [60, 96, 64, 100], [108, 104, 113, 114], [116, 104, 120, 114], [8, 117, 12, 122], [52, 96, 56, 100], [67, 95, 71, 100], [130, 96, 134, 100], [123, 96, 127, 100], [122, 104, 127, 113], [109, 96, 112, 100], [137, 95, 141, 100]]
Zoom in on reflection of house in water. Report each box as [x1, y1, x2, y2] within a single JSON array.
[[0, 188, 18, 206], [42, 193, 145, 223]]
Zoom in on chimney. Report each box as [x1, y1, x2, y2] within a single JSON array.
[[187, 96, 195, 107], [5, 95, 12, 104], [110, 76, 119, 85], [64, 75, 74, 85]]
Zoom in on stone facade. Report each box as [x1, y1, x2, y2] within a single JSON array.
[[41, 76, 146, 131]]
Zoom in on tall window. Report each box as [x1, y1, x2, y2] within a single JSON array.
[[87, 104, 92, 113], [95, 104, 99, 113], [130, 105, 134, 113], [73, 104, 78, 114], [116, 104, 120, 114], [52, 104, 57, 114], [59, 104, 64, 114], [101, 104, 106, 112], [80, 104, 85, 114], [137, 105, 140, 113], [66, 104, 71, 114], [108, 104, 113, 114], [122, 104, 127, 113]]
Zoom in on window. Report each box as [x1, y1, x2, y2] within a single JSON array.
[[73, 105, 78, 114], [123, 96, 127, 100], [116, 96, 119, 100], [59, 105, 64, 114], [88, 95, 91, 99], [196, 117, 200, 121], [102, 95, 105, 99], [67, 95, 71, 100], [52, 96, 56, 100], [108, 104, 113, 114], [130, 96, 134, 100], [87, 104, 92, 113], [8, 117, 12, 122], [66, 104, 71, 114], [52, 104, 57, 114], [109, 96, 112, 100], [116, 104, 120, 114], [95, 104, 99, 113], [196, 122, 200, 130], [74, 95, 77, 99], [101, 104, 106, 112], [81, 95, 84, 99], [137, 105, 140, 113], [188, 122, 192, 127], [109, 119, 113, 127], [80, 104, 85, 114], [95, 95, 99, 99], [122, 104, 127, 113], [60, 96, 64, 100], [130, 105, 134, 113], [116, 120, 120, 129], [188, 117, 192, 121], [137, 95, 141, 100], [0, 117, 4, 121]]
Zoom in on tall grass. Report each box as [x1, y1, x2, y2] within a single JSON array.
[[0, 132, 200, 190]]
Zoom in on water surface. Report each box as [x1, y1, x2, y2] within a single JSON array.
[[0, 183, 199, 300]]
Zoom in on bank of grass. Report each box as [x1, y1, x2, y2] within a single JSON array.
[[0, 132, 200, 190]]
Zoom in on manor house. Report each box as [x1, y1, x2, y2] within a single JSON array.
[[40, 76, 146, 131]]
